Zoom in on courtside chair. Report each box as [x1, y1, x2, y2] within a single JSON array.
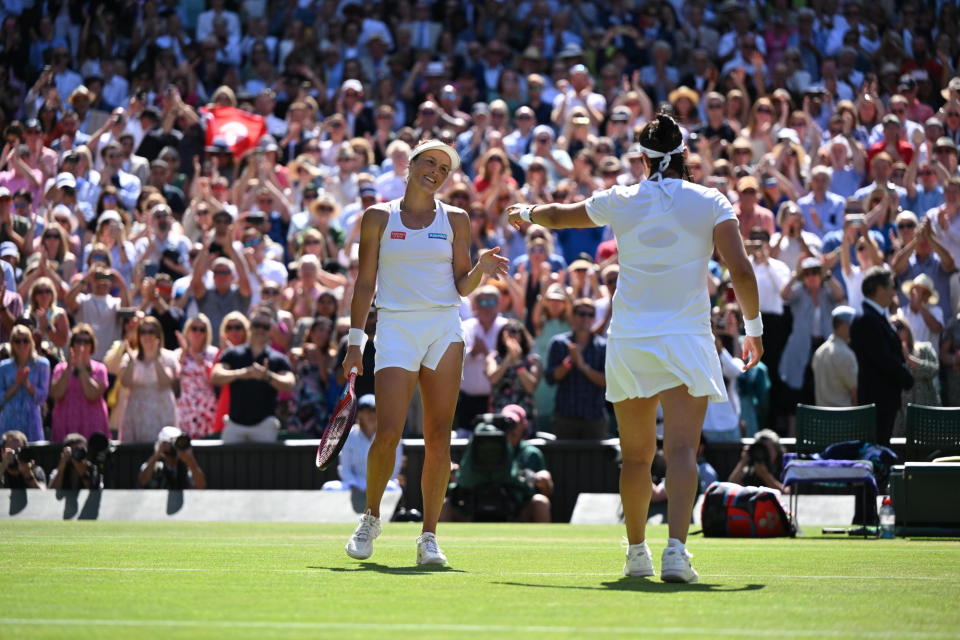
[[784, 404, 878, 535], [905, 404, 960, 462]]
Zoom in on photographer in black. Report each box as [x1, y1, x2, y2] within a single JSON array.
[[441, 405, 554, 523], [1, 430, 45, 489], [728, 428, 787, 493], [138, 426, 207, 490], [48, 433, 102, 490]]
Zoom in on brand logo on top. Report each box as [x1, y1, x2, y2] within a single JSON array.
[[428, 232, 448, 240], [391, 231, 406, 240]]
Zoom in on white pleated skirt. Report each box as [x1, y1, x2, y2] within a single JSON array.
[[605, 333, 728, 404]]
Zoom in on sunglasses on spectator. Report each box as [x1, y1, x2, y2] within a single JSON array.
[[43, 233, 60, 240], [214, 217, 231, 225], [138, 329, 159, 336], [316, 205, 334, 212], [226, 324, 245, 332], [734, 149, 751, 155], [919, 170, 936, 176], [536, 137, 551, 143], [189, 325, 207, 333], [529, 246, 546, 254], [94, 273, 113, 281], [90, 254, 109, 263], [477, 298, 498, 308], [516, 113, 533, 120], [72, 337, 93, 345], [707, 103, 723, 110], [897, 222, 916, 230], [244, 237, 263, 248], [251, 321, 272, 331], [328, 121, 343, 128], [262, 287, 280, 296], [13, 201, 27, 208], [574, 309, 595, 318], [504, 327, 521, 335], [213, 269, 233, 276], [756, 107, 773, 114], [11, 337, 31, 345], [303, 238, 322, 246]]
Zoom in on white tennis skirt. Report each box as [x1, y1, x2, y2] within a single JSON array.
[[605, 333, 728, 403], [374, 307, 464, 373]]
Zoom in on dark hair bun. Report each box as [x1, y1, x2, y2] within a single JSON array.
[[639, 113, 683, 153]]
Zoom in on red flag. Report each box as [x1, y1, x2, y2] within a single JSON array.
[[201, 106, 267, 159]]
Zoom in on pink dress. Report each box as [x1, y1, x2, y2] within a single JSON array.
[[176, 347, 219, 438], [50, 360, 111, 442]]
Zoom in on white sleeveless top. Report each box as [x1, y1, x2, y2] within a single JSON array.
[[584, 178, 736, 339], [375, 198, 461, 311]]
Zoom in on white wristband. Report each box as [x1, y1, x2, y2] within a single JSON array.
[[744, 315, 764, 338], [347, 328, 367, 349], [519, 205, 534, 223]]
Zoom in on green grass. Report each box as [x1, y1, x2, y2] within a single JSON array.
[[2, 521, 959, 639]]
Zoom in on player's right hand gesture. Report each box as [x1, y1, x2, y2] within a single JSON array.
[[477, 246, 509, 280], [342, 345, 364, 377]]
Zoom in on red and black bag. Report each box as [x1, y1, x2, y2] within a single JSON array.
[[700, 482, 795, 537]]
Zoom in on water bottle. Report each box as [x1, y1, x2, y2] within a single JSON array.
[[879, 497, 896, 539]]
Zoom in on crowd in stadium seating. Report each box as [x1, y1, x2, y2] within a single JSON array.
[[0, 0, 958, 452]]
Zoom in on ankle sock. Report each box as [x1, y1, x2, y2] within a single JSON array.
[[667, 537, 685, 550]]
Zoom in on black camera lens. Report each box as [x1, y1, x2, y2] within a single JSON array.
[[174, 434, 191, 451], [72, 446, 88, 461]]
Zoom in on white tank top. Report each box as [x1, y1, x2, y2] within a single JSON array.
[[375, 198, 461, 311]]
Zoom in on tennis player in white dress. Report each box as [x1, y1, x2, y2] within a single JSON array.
[[342, 140, 508, 565], [507, 114, 763, 582]]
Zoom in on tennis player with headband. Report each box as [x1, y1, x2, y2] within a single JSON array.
[[507, 114, 762, 582], [342, 139, 508, 565]]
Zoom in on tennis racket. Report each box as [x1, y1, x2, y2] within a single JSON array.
[[316, 367, 359, 470]]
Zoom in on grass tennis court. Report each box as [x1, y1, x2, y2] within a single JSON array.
[[3, 521, 959, 639]]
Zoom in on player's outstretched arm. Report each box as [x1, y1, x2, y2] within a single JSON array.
[[506, 202, 598, 230]]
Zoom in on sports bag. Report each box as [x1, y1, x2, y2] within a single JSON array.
[[700, 481, 795, 537]]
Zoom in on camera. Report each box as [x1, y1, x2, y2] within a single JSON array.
[[71, 445, 88, 462], [748, 441, 771, 468], [174, 434, 192, 451]]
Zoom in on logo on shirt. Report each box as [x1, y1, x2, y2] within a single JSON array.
[[428, 232, 448, 240], [391, 231, 406, 240]]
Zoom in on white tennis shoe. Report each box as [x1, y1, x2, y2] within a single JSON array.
[[345, 510, 381, 560], [660, 545, 699, 583], [416, 532, 447, 565], [623, 541, 655, 577]]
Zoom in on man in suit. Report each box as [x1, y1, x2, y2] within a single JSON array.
[[850, 266, 914, 445]]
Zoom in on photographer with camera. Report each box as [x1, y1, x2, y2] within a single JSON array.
[[728, 428, 787, 493], [48, 433, 101, 490], [1, 430, 46, 489], [441, 405, 553, 523], [138, 426, 206, 490]]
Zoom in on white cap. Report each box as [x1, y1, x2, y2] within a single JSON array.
[[777, 128, 801, 146], [157, 425, 183, 443], [0, 187, 10, 199], [55, 172, 77, 189], [97, 210, 123, 226], [0, 241, 18, 258], [341, 79, 363, 94], [409, 139, 461, 172]]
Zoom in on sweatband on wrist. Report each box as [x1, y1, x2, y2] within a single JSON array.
[[519, 205, 534, 223], [744, 315, 764, 337], [347, 328, 367, 348]]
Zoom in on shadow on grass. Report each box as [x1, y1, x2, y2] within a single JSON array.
[[309, 563, 468, 575], [493, 578, 765, 593]]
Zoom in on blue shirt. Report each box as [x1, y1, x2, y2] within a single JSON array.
[[797, 191, 847, 237], [909, 186, 945, 218], [0, 357, 50, 442], [829, 167, 863, 200], [556, 227, 607, 265], [545, 332, 607, 419]]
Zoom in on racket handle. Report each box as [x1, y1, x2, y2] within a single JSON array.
[[349, 366, 359, 376]]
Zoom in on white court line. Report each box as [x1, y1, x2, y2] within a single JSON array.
[[0, 618, 954, 638], [4, 566, 959, 581]]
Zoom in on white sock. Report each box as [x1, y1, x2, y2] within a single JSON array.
[[667, 537, 685, 550], [629, 540, 647, 549]]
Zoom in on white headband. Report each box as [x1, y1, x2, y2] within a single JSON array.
[[638, 142, 686, 175]]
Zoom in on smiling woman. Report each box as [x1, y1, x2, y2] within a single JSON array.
[[341, 140, 509, 567]]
